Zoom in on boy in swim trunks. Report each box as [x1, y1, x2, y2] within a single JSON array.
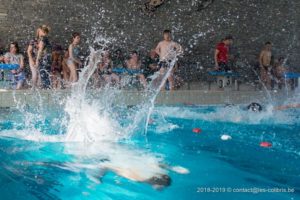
[[259, 42, 273, 89], [155, 30, 183, 90]]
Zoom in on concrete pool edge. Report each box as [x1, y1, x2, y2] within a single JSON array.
[[0, 89, 296, 108]]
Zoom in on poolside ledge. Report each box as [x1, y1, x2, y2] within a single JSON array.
[[0, 89, 296, 108]]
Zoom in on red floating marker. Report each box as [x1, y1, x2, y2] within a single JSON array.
[[193, 128, 202, 134], [260, 142, 272, 148]]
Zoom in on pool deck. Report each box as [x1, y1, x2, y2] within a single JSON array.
[[0, 87, 296, 108]]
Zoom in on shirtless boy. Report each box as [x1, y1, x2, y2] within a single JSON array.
[[259, 42, 272, 88], [155, 30, 183, 90]]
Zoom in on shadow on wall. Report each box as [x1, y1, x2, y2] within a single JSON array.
[[143, 0, 165, 13], [142, 0, 214, 13], [194, 0, 214, 11]]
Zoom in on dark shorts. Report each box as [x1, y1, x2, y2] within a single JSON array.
[[158, 61, 171, 69], [98, 70, 111, 76], [218, 62, 230, 72]]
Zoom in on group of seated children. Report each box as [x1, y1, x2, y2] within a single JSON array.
[[92, 29, 183, 90]]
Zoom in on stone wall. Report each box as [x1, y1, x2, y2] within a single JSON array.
[[0, 0, 299, 81]]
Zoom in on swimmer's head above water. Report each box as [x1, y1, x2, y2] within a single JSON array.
[[247, 102, 263, 112], [145, 174, 171, 189]]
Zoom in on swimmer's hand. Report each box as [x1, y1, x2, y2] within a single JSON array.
[[170, 166, 190, 174], [160, 164, 190, 174]]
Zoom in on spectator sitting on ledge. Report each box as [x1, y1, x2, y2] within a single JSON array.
[[112, 49, 126, 70], [98, 50, 120, 86], [126, 51, 147, 89], [4, 42, 25, 90]]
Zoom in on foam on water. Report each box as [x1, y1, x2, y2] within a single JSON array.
[[65, 99, 121, 142], [63, 42, 122, 143], [0, 129, 64, 142], [158, 104, 299, 125], [62, 142, 168, 181]]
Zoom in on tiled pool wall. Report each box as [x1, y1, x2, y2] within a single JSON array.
[[0, 89, 295, 108]]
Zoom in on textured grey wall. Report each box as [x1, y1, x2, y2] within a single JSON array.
[[0, 0, 299, 81]]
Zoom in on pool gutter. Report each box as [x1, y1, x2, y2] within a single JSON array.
[[0, 89, 296, 108]]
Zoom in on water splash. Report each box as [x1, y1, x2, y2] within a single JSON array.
[[63, 36, 124, 142]]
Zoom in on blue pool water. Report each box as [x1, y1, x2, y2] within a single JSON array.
[[0, 105, 299, 200]]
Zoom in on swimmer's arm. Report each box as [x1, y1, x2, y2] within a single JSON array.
[[159, 164, 190, 174], [274, 104, 300, 111], [214, 49, 219, 68]]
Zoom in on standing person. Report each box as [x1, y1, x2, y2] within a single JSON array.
[[259, 42, 272, 89], [35, 25, 52, 89], [155, 30, 183, 90], [214, 35, 234, 72], [4, 42, 25, 89], [27, 39, 40, 89], [67, 32, 82, 84]]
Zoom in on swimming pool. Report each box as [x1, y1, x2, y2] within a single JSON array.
[[0, 104, 299, 200]]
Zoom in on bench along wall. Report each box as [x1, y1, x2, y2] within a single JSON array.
[[0, 0, 299, 81]]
